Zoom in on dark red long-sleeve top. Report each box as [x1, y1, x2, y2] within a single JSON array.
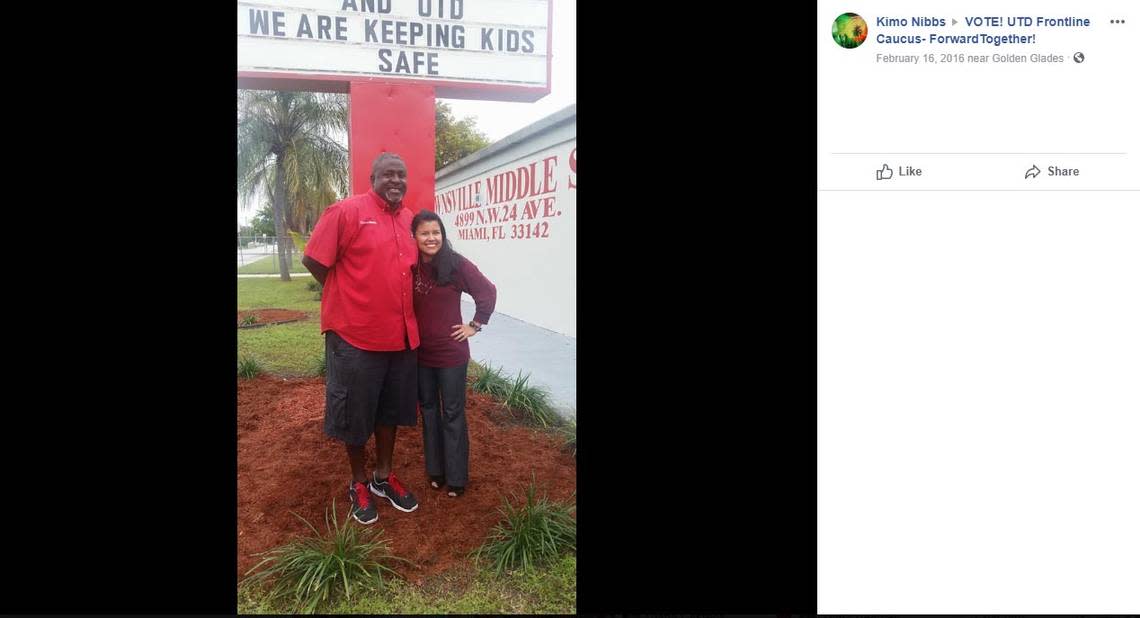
[[412, 255, 497, 368]]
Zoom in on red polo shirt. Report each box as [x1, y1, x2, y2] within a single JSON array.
[[304, 190, 419, 352]]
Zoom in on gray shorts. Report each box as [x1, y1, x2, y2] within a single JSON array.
[[323, 331, 418, 446]]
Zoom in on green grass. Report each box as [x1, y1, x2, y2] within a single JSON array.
[[238, 355, 264, 379], [467, 359, 484, 378], [238, 322, 324, 376], [238, 254, 308, 275], [239, 501, 406, 614], [474, 478, 576, 575], [470, 361, 511, 398], [238, 276, 322, 313], [305, 281, 323, 301], [511, 554, 576, 613], [239, 555, 576, 614], [310, 352, 327, 377], [501, 371, 558, 428], [238, 277, 323, 376], [556, 417, 576, 457], [470, 361, 561, 428]]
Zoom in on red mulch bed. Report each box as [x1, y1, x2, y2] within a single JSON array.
[[238, 309, 308, 328], [237, 375, 575, 585]]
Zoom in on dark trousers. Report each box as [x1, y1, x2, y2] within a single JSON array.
[[324, 331, 417, 446], [418, 362, 469, 487]]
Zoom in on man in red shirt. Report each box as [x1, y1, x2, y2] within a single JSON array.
[[302, 152, 421, 524]]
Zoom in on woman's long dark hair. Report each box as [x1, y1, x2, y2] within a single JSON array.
[[411, 209, 462, 285]]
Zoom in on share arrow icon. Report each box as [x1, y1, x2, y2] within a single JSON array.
[[1025, 164, 1041, 179]]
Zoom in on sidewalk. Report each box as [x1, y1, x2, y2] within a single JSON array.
[[462, 299, 576, 421]]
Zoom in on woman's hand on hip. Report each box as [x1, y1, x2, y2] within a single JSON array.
[[451, 324, 476, 341]]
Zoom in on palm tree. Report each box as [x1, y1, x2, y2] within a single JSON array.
[[238, 90, 348, 281]]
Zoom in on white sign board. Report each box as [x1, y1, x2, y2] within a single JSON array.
[[238, 0, 550, 95]]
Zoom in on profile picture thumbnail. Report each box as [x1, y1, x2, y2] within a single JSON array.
[[832, 13, 868, 48]]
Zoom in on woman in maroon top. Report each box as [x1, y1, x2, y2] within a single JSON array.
[[411, 210, 497, 497]]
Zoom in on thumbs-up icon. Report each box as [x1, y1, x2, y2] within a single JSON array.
[[875, 164, 893, 180]]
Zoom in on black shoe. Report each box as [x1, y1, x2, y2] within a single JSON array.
[[428, 475, 445, 490], [447, 486, 465, 497], [370, 472, 419, 512], [348, 481, 378, 524]]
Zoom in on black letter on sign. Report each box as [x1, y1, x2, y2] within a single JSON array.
[[396, 51, 411, 73], [273, 11, 286, 37], [296, 14, 314, 38], [249, 9, 270, 35], [378, 48, 392, 72]]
